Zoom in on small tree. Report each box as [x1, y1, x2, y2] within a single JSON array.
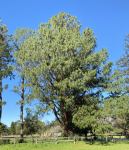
[[10, 122, 17, 135], [13, 28, 33, 142], [0, 122, 9, 136], [24, 111, 45, 136]]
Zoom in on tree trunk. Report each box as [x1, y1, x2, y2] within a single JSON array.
[[20, 76, 25, 142], [61, 104, 73, 136], [63, 123, 69, 137], [0, 79, 2, 123]]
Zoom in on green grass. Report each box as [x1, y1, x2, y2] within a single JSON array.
[[1, 142, 129, 150]]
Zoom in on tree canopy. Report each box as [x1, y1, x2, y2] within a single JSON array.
[[0, 21, 13, 122], [15, 12, 112, 135]]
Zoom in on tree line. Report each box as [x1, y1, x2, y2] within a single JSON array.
[[0, 12, 129, 140]]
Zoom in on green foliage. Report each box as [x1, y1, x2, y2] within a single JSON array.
[[73, 105, 97, 130], [117, 35, 129, 93], [24, 111, 45, 135], [15, 12, 112, 135], [104, 35, 129, 136], [13, 28, 34, 140], [0, 139, 10, 145], [10, 122, 17, 135], [0, 21, 13, 122], [0, 21, 13, 79], [104, 94, 129, 135], [9, 121, 21, 135], [0, 122, 9, 135]]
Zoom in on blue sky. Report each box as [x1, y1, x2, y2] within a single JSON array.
[[0, 0, 129, 126]]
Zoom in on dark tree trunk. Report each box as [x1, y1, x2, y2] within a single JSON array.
[[60, 100, 73, 136], [0, 79, 2, 123], [20, 76, 25, 142], [63, 122, 70, 137]]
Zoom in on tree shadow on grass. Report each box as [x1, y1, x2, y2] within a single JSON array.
[[84, 139, 129, 146]]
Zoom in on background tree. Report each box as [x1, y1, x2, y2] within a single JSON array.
[[10, 122, 17, 135], [118, 35, 129, 135], [15, 13, 112, 136], [13, 28, 33, 141], [9, 121, 21, 135], [24, 111, 45, 136], [117, 34, 129, 94], [0, 21, 13, 122], [104, 96, 129, 136], [116, 35, 129, 136], [103, 35, 129, 137], [0, 123, 8, 136]]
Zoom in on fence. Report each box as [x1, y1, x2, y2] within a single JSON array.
[[0, 136, 82, 144], [0, 135, 128, 145]]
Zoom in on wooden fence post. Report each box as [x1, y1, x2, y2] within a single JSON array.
[[35, 138, 38, 144], [13, 138, 16, 144]]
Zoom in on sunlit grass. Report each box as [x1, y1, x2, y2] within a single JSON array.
[[1, 141, 129, 150]]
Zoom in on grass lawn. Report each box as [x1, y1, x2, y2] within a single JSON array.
[[1, 142, 129, 150]]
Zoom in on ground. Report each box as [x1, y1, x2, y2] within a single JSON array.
[[1, 142, 129, 150]]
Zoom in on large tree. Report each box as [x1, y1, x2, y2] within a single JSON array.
[[0, 21, 13, 122], [15, 13, 112, 136]]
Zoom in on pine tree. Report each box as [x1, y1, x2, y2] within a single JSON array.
[[15, 13, 112, 136], [0, 21, 13, 122], [117, 35, 129, 93], [104, 35, 129, 136]]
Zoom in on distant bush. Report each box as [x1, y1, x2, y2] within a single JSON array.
[[0, 139, 10, 145]]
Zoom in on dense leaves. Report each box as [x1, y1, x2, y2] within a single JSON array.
[[0, 12, 128, 138], [0, 21, 13, 122], [15, 13, 112, 135]]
